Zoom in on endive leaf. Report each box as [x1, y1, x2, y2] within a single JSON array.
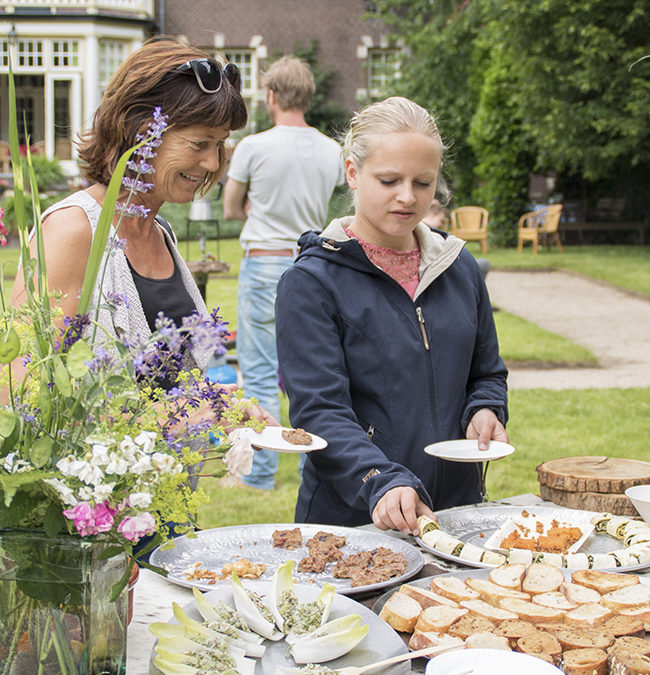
[[289, 615, 369, 664], [230, 572, 283, 641], [269, 559, 295, 631]]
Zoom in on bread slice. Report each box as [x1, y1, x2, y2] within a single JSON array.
[[607, 651, 650, 675], [489, 563, 527, 590], [571, 569, 640, 594], [378, 591, 422, 633], [493, 619, 542, 648], [459, 598, 518, 624], [464, 577, 530, 604], [498, 597, 564, 624], [414, 605, 468, 633], [554, 627, 614, 651], [561, 581, 602, 605], [564, 601, 613, 627], [399, 584, 459, 610], [521, 563, 564, 595], [447, 613, 496, 640], [608, 636, 650, 657], [430, 576, 479, 603], [619, 604, 650, 622], [561, 647, 608, 675], [464, 631, 511, 651], [600, 583, 650, 611], [531, 590, 578, 611], [602, 614, 646, 638], [407, 629, 465, 652], [516, 632, 562, 666]]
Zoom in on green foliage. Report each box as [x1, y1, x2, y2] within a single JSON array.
[[24, 155, 65, 191]]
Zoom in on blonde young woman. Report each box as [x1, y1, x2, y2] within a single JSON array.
[[276, 97, 508, 535]]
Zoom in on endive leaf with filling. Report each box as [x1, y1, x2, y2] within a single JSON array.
[[230, 572, 284, 640], [287, 614, 369, 664]]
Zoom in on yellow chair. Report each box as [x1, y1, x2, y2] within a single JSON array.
[[450, 206, 489, 253], [517, 204, 564, 254], [0, 141, 10, 174]]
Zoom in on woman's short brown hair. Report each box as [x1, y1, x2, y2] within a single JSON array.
[[78, 37, 248, 192]]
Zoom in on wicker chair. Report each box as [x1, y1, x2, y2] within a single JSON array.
[[517, 204, 564, 254], [450, 206, 489, 253]]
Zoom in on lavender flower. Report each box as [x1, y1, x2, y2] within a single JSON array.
[[59, 314, 91, 352], [104, 291, 130, 310], [121, 177, 154, 194], [114, 202, 151, 219]]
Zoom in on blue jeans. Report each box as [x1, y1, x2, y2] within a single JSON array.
[[237, 255, 295, 489]]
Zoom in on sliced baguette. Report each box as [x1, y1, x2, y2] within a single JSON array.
[[531, 590, 578, 611], [608, 635, 650, 656], [561, 581, 602, 605], [459, 598, 518, 624], [497, 597, 564, 624], [407, 629, 465, 652], [607, 651, 650, 675], [464, 577, 530, 604], [561, 647, 608, 675], [521, 563, 564, 595], [447, 613, 496, 640], [378, 591, 422, 633], [571, 569, 640, 594], [619, 604, 650, 621], [600, 583, 650, 611], [489, 563, 527, 591], [602, 614, 646, 638], [414, 605, 468, 633], [399, 584, 459, 610], [493, 619, 542, 648], [554, 627, 614, 651], [564, 601, 613, 627], [464, 631, 511, 651], [430, 576, 479, 603], [515, 632, 562, 666]]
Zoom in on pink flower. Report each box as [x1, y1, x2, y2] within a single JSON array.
[[63, 501, 116, 536], [117, 513, 156, 542]]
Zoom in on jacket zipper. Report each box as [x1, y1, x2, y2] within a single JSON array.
[[416, 307, 430, 351]]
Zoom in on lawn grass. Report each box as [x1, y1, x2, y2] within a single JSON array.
[[197, 387, 650, 528]]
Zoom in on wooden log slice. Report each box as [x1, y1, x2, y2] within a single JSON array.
[[537, 456, 650, 494], [539, 485, 639, 516]]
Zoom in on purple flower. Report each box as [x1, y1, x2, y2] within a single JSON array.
[[59, 314, 91, 352], [104, 291, 130, 309], [121, 177, 154, 194], [114, 202, 151, 219], [126, 159, 155, 175], [21, 355, 31, 366]]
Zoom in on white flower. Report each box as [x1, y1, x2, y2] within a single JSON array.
[[76, 461, 104, 486], [93, 482, 116, 501], [129, 491, 153, 508], [106, 452, 129, 475], [90, 444, 110, 466], [151, 452, 177, 473], [119, 435, 137, 462], [135, 430, 157, 454], [131, 453, 153, 475], [43, 478, 78, 506], [3, 452, 32, 474], [78, 486, 93, 500], [223, 429, 254, 484], [57, 455, 85, 477]]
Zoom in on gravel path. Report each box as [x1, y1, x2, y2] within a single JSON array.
[[486, 269, 650, 390]]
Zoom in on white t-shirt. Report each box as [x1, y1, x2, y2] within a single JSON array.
[[228, 125, 345, 250]]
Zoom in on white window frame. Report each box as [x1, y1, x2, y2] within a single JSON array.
[[223, 48, 256, 97], [368, 48, 401, 97], [17, 39, 44, 70], [98, 39, 127, 91], [51, 39, 80, 69]]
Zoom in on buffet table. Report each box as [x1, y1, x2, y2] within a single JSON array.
[[126, 494, 649, 674]]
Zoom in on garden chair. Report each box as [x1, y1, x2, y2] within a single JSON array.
[[517, 203, 564, 254], [0, 141, 10, 174], [450, 206, 489, 253]]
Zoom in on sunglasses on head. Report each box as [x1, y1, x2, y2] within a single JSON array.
[[175, 59, 241, 94]]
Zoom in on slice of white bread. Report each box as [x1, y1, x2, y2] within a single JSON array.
[[531, 590, 578, 611], [554, 627, 614, 651], [489, 563, 527, 590], [430, 576, 479, 603], [464, 631, 511, 651], [608, 635, 650, 656], [600, 583, 650, 611], [459, 598, 518, 624], [571, 569, 640, 594], [447, 613, 495, 640], [561, 581, 602, 605], [464, 577, 530, 604], [414, 605, 468, 633], [407, 629, 465, 652], [516, 631, 562, 666], [564, 601, 613, 627], [399, 584, 459, 610], [602, 614, 646, 638], [378, 591, 422, 633], [521, 563, 564, 595], [561, 647, 608, 675], [497, 597, 564, 624], [493, 619, 542, 648], [607, 651, 650, 675], [619, 604, 650, 622]]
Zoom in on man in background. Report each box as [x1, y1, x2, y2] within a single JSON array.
[[224, 55, 344, 490]]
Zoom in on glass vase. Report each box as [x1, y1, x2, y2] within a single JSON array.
[[0, 529, 128, 675]]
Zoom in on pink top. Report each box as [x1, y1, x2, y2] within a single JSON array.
[[345, 227, 420, 298]]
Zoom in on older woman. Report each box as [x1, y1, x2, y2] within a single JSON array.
[[11, 37, 274, 427]]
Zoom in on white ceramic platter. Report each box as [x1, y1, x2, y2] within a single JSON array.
[[424, 439, 515, 463]]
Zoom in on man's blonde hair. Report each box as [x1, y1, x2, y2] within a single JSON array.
[[261, 56, 315, 112]]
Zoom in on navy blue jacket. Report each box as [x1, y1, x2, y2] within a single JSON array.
[[275, 218, 508, 527]]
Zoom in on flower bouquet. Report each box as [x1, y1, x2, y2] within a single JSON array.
[[0, 67, 254, 674]]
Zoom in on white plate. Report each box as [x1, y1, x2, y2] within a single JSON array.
[[424, 439, 515, 462], [243, 426, 327, 453], [425, 648, 563, 675], [483, 513, 595, 555], [150, 581, 410, 675]]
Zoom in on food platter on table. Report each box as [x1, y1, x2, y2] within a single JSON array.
[[414, 504, 650, 573], [150, 523, 423, 596], [149, 579, 411, 675]]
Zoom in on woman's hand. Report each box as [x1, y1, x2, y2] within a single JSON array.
[[371, 486, 436, 536], [466, 408, 509, 450]]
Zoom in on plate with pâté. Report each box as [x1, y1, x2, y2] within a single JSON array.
[[242, 426, 327, 453]]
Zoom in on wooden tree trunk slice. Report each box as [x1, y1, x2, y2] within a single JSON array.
[[537, 456, 650, 493], [539, 485, 639, 516]]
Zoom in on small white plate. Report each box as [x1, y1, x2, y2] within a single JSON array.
[[484, 514, 595, 555], [424, 439, 515, 462], [243, 426, 327, 453], [425, 648, 563, 675]]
